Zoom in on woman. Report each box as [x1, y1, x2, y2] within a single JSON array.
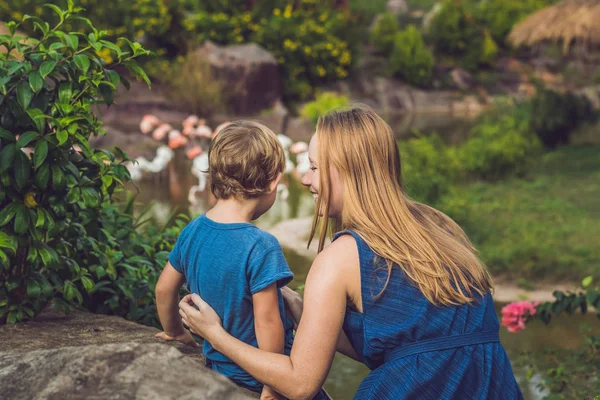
[[179, 105, 523, 400]]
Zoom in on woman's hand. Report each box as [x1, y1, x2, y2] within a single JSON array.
[[178, 294, 224, 342], [281, 286, 304, 329]]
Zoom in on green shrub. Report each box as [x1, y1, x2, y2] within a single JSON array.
[[530, 88, 598, 149], [370, 12, 400, 55], [458, 101, 542, 180], [160, 52, 227, 117], [301, 92, 349, 126], [182, 1, 356, 100], [401, 134, 458, 204], [0, 3, 156, 323], [478, 0, 551, 46], [0, 0, 171, 43], [428, 0, 499, 69], [389, 25, 434, 87]]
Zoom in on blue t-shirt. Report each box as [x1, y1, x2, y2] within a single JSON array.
[[169, 213, 294, 391]]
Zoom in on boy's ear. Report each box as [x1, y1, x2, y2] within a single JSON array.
[[269, 173, 282, 193]]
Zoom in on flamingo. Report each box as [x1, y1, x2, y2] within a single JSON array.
[[140, 114, 161, 134], [152, 123, 172, 141]]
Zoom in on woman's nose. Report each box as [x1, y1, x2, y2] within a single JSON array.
[[300, 171, 311, 187]]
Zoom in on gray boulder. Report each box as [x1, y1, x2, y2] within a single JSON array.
[[194, 41, 282, 115]]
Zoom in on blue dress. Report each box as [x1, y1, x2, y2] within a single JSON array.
[[334, 230, 523, 400]]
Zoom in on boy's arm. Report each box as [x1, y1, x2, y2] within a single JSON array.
[[253, 283, 285, 399], [155, 262, 198, 347]]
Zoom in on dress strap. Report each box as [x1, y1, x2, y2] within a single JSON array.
[[384, 330, 500, 363]]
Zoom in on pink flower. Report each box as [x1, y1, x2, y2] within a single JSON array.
[[501, 301, 540, 333]]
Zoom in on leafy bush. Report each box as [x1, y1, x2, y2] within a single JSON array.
[[458, 102, 542, 180], [428, 0, 499, 69], [0, 3, 158, 323], [530, 88, 598, 149], [182, 1, 356, 100], [0, 0, 171, 43], [389, 25, 434, 87], [400, 134, 457, 204], [370, 12, 400, 55], [160, 52, 227, 117], [301, 92, 349, 126], [478, 0, 551, 46]]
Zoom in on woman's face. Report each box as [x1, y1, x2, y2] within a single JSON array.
[[301, 134, 343, 218]]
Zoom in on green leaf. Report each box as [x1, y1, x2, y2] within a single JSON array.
[[0, 203, 18, 227], [58, 83, 72, 104], [0, 127, 14, 142], [81, 276, 94, 293], [48, 42, 65, 52], [582, 275, 593, 289], [124, 60, 151, 87], [98, 82, 114, 106], [81, 187, 99, 207], [51, 165, 64, 188], [106, 70, 120, 86], [14, 151, 31, 190], [35, 208, 45, 227], [27, 280, 41, 297], [7, 311, 17, 324], [37, 246, 52, 266], [29, 70, 43, 93], [33, 140, 48, 168], [0, 232, 17, 253], [0, 143, 16, 173], [27, 108, 47, 134], [16, 82, 33, 110], [67, 34, 79, 50], [16, 131, 38, 148], [44, 4, 65, 20], [66, 187, 80, 203], [39, 61, 57, 78], [0, 249, 8, 266], [35, 163, 50, 189], [14, 204, 29, 234], [99, 40, 122, 57], [73, 54, 90, 75], [57, 130, 69, 146]]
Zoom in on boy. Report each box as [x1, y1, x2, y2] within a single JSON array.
[[155, 121, 293, 399]]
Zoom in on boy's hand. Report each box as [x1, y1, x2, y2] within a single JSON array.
[[155, 329, 200, 347], [281, 286, 303, 329], [260, 386, 285, 400]]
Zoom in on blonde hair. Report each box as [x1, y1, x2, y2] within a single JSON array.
[[308, 105, 493, 306], [208, 120, 285, 199]]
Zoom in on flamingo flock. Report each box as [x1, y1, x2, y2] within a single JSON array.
[[128, 114, 310, 205]]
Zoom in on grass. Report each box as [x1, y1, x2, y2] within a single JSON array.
[[439, 145, 600, 281]]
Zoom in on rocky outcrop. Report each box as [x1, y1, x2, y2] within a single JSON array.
[[0, 308, 256, 399], [194, 41, 282, 115]]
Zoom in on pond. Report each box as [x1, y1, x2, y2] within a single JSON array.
[[127, 114, 599, 400]]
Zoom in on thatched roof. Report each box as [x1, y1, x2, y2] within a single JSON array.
[[509, 0, 600, 54]]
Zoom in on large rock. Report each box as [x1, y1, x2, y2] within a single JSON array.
[[0, 308, 256, 399], [0, 342, 252, 400], [195, 41, 282, 115]]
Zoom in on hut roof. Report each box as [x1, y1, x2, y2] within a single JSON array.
[[509, 0, 600, 54]]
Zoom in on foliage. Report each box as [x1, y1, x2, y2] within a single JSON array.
[[182, 0, 355, 100], [0, 0, 171, 43], [508, 277, 600, 398], [458, 101, 542, 180], [370, 12, 400, 55], [401, 134, 457, 204], [301, 92, 349, 127], [529, 88, 598, 149], [0, 3, 155, 323], [159, 52, 227, 117], [427, 0, 499, 69], [478, 0, 552, 46], [81, 195, 188, 327], [438, 145, 600, 280], [389, 25, 434, 87]]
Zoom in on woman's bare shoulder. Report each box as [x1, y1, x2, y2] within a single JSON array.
[[311, 234, 359, 275]]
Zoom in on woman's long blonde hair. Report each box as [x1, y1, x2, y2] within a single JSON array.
[[308, 105, 493, 306]]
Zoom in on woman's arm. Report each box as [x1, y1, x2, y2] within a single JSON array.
[[281, 286, 361, 362], [180, 240, 358, 400]]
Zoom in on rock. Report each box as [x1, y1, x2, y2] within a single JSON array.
[[450, 68, 473, 91], [386, 0, 408, 15], [194, 41, 282, 115], [577, 85, 600, 109], [284, 117, 314, 142], [0, 308, 257, 399], [0, 342, 252, 400]]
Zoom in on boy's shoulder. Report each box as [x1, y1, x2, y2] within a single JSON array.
[[250, 228, 282, 254]]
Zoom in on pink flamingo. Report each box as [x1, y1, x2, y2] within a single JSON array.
[[152, 123, 172, 141], [140, 114, 161, 134]]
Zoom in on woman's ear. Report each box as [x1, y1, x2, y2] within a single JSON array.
[[269, 172, 282, 193]]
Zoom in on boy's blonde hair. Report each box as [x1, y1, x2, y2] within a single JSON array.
[[208, 120, 285, 199]]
